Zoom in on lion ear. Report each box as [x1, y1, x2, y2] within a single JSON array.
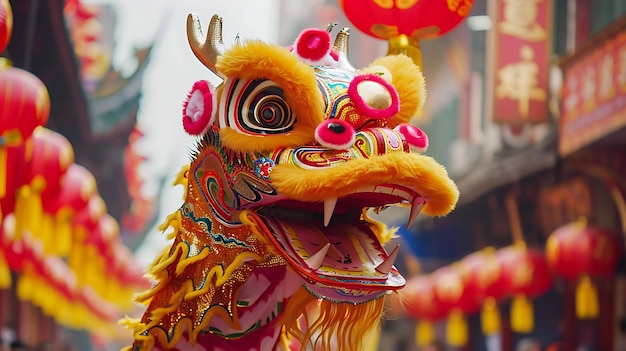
[[182, 80, 217, 136]]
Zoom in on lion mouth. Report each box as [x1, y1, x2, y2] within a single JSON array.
[[244, 184, 423, 303]]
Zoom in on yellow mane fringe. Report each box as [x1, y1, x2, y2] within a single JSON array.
[[280, 287, 385, 351]]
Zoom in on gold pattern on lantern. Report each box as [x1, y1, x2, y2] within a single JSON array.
[[372, 0, 420, 10], [512, 260, 534, 288], [447, 0, 473, 16], [436, 272, 463, 302]]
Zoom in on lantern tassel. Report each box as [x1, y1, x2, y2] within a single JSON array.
[[481, 297, 501, 335], [576, 276, 599, 319], [54, 210, 73, 256], [14, 185, 32, 240], [387, 34, 423, 69], [511, 293, 534, 333], [14, 178, 45, 240], [446, 308, 468, 347], [0, 252, 11, 289], [40, 212, 54, 255], [415, 320, 435, 347]]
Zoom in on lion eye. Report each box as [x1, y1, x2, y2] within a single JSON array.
[[220, 78, 296, 135]]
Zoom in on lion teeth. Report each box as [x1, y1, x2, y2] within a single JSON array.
[[323, 197, 338, 227], [305, 243, 330, 270], [406, 197, 425, 229], [375, 244, 400, 274]]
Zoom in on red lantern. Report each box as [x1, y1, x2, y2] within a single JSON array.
[[339, 0, 475, 66], [14, 128, 74, 243], [431, 265, 479, 346], [70, 196, 108, 287], [402, 275, 447, 347], [0, 0, 11, 53], [547, 220, 621, 279], [42, 163, 97, 256], [498, 244, 553, 333], [460, 248, 508, 335], [546, 219, 621, 319], [0, 61, 50, 198]]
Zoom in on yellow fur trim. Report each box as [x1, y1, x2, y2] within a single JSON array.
[[271, 152, 459, 216], [216, 40, 324, 152], [281, 287, 385, 351], [368, 55, 426, 127]]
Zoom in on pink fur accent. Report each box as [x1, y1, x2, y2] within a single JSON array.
[[182, 80, 216, 135], [348, 74, 399, 120], [394, 123, 429, 152], [314, 119, 356, 150], [293, 29, 331, 61]]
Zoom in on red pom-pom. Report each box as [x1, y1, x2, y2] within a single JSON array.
[[294, 29, 331, 61], [348, 73, 399, 120], [182, 80, 216, 135], [394, 123, 428, 152]]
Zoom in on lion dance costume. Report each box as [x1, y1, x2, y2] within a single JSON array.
[[124, 13, 459, 351]]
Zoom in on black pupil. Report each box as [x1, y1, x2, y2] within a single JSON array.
[[328, 122, 345, 134], [262, 107, 276, 121]]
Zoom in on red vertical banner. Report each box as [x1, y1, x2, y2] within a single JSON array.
[[488, 0, 552, 125]]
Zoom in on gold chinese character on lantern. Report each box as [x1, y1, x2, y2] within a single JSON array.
[[512, 260, 534, 288], [373, 0, 419, 10], [499, 0, 547, 41], [496, 45, 547, 118], [448, 0, 473, 17]]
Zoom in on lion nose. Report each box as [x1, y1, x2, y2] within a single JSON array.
[[315, 119, 356, 150]]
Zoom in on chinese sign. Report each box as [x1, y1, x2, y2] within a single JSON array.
[[489, 0, 552, 124], [559, 29, 626, 156]]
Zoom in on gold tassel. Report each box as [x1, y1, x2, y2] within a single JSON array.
[[415, 320, 435, 347], [0, 252, 11, 289], [387, 34, 423, 69], [446, 308, 468, 346], [481, 297, 501, 335], [511, 293, 534, 333], [576, 276, 599, 319], [14, 185, 31, 240], [54, 209, 73, 256], [14, 177, 45, 240], [40, 213, 54, 255]]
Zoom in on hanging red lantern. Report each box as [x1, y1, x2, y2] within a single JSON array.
[[41, 163, 97, 256], [402, 275, 448, 347], [0, 60, 50, 198], [498, 244, 553, 333], [339, 0, 475, 67], [14, 127, 74, 244], [546, 219, 621, 319], [431, 264, 480, 347], [69, 194, 107, 287], [0, 0, 11, 53], [83, 214, 123, 299], [459, 247, 508, 336]]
